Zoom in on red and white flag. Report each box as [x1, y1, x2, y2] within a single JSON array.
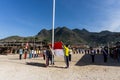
[[50, 41, 64, 56]]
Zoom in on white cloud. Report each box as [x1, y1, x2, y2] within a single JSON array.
[[100, 0, 120, 32], [103, 11, 120, 32]]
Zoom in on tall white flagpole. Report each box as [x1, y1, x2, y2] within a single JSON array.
[[52, 0, 55, 65]]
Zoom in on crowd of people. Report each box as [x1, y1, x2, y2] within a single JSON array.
[[18, 44, 73, 68], [1, 40, 120, 69], [19, 47, 41, 60], [85, 46, 120, 63], [17, 43, 120, 69]]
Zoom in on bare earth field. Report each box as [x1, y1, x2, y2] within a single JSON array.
[[0, 54, 120, 80]]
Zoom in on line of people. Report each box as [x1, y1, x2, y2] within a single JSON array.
[[19, 45, 120, 68], [19, 47, 41, 60], [89, 46, 109, 63], [19, 44, 73, 69], [90, 46, 120, 63]]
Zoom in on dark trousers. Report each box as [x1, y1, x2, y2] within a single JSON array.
[[51, 55, 54, 65], [46, 56, 52, 66], [91, 55, 95, 63], [69, 54, 71, 61], [65, 56, 69, 68], [46, 57, 49, 66], [104, 55, 107, 62], [43, 54, 45, 60], [19, 54, 22, 60]]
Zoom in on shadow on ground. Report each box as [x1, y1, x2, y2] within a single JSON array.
[[75, 54, 120, 67], [49, 66, 67, 69], [26, 62, 46, 67]]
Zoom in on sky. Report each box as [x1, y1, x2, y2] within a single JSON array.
[[0, 0, 120, 39]]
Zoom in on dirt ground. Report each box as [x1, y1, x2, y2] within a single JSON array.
[[0, 54, 120, 80]]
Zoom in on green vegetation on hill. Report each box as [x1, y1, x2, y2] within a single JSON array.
[[1, 27, 120, 46]]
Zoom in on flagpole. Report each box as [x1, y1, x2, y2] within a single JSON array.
[[52, 0, 55, 65]]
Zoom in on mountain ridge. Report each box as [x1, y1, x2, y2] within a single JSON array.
[[1, 27, 120, 46]]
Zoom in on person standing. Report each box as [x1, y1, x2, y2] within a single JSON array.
[[19, 47, 23, 60], [63, 44, 70, 68], [90, 47, 95, 63], [69, 48, 73, 62], [29, 47, 33, 59], [34, 49, 37, 58], [31, 49, 34, 58], [24, 49, 28, 59], [102, 47, 108, 63], [43, 48, 46, 60], [116, 46, 120, 62], [45, 47, 52, 67], [49, 46, 55, 65]]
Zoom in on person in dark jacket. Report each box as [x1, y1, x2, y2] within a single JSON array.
[[90, 47, 95, 63], [45, 47, 52, 67], [102, 46, 108, 62]]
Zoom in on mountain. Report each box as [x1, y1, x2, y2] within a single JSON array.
[[36, 27, 120, 45], [1, 27, 120, 46], [0, 36, 35, 42], [0, 36, 24, 42], [36, 27, 86, 44]]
